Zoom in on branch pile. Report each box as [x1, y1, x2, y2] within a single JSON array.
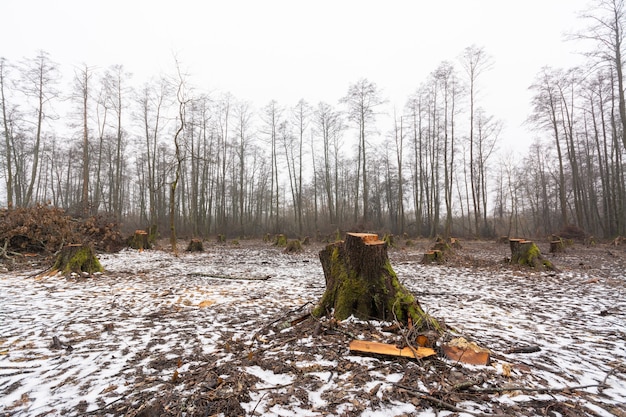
[[0, 205, 125, 265]]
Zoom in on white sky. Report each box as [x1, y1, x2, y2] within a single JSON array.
[[2, 0, 590, 153]]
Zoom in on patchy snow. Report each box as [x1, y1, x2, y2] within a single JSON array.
[[0, 239, 625, 416]]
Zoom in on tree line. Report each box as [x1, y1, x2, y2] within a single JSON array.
[[1, 0, 625, 240]]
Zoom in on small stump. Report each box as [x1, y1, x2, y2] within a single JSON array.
[[314, 232, 441, 330], [509, 238, 557, 271], [549, 239, 565, 253], [216, 234, 226, 244], [129, 230, 150, 251], [273, 234, 288, 247], [52, 244, 103, 275], [383, 233, 395, 247], [284, 239, 303, 253], [421, 250, 444, 264], [186, 238, 204, 252]]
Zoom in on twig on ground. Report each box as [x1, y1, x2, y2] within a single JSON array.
[[599, 362, 624, 394], [251, 391, 269, 415], [468, 383, 609, 394], [395, 383, 508, 417]]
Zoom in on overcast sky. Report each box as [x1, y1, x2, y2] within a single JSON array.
[[2, 0, 591, 154]]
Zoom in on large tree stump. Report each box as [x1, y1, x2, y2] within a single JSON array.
[[52, 244, 103, 275], [509, 238, 556, 271], [314, 232, 441, 331]]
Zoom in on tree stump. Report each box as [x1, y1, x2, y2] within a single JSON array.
[[314, 232, 441, 330], [421, 250, 444, 264], [186, 238, 204, 252], [509, 238, 556, 271], [52, 244, 103, 275], [129, 230, 150, 251], [284, 239, 303, 253], [274, 234, 287, 247], [549, 238, 565, 253]]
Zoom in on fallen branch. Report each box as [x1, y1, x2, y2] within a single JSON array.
[[504, 345, 541, 354], [599, 364, 624, 393], [468, 383, 609, 394], [395, 384, 509, 417], [187, 272, 271, 281], [253, 302, 313, 343]]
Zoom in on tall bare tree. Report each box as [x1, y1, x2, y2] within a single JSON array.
[[0, 58, 15, 208], [341, 79, 385, 224], [169, 63, 189, 255], [461, 45, 492, 236], [19, 51, 59, 206]]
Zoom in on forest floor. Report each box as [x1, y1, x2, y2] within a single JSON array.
[[0, 237, 625, 417]]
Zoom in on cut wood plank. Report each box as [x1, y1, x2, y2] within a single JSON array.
[[349, 340, 436, 359]]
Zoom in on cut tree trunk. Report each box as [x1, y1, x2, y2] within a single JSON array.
[[509, 238, 556, 271], [129, 230, 150, 251], [51, 244, 103, 275], [421, 250, 444, 264], [186, 238, 204, 252], [314, 232, 441, 331], [549, 239, 564, 253]]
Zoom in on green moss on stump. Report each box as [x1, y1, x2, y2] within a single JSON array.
[[314, 232, 441, 332], [509, 238, 557, 271], [52, 244, 103, 275], [273, 234, 288, 247], [284, 239, 303, 253]]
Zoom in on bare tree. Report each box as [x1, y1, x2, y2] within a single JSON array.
[[460, 45, 493, 236], [340, 79, 386, 224], [169, 63, 189, 255], [69, 64, 94, 215], [19, 51, 60, 206], [577, 0, 626, 150], [0, 58, 15, 208], [291, 99, 310, 234], [529, 67, 570, 227]]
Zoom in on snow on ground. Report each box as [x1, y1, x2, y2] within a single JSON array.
[[0, 239, 625, 416]]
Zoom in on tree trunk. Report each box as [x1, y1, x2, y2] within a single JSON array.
[[314, 232, 441, 331], [52, 244, 103, 275]]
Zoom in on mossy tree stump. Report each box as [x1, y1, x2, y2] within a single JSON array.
[[284, 239, 303, 253], [186, 238, 204, 252], [314, 232, 441, 331], [421, 250, 445, 264], [274, 234, 288, 247], [52, 244, 103, 275], [509, 238, 556, 271], [129, 230, 150, 251]]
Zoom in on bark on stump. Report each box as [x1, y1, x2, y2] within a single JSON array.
[[284, 239, 303, 253], [421, 250, 444, 264], [509, 238, 556, 271], [52, 244, 103, 275], [314, 232, 441, 331], [549, 238, 565, 253], [186, 238, 204, 252], [129, 230, 150, 251]]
